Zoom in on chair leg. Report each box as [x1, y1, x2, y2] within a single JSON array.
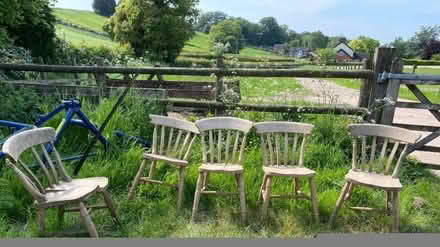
[[177, 167, 185, 211], [202, 172, 209, 190], [78, 202, 99, 238], [345, 183, 355, 201], [38, 208, 46, 237], [191, 172, 205, 222], [102, 190, 121, 225], [294, 177, 300, 196], [392, 191, 400, 233], [261, 176, 273, 220], [258, 174, 268, 202], [128, 159, 147, 200], [385, 191, 393, 214], [148, 160, 157, 179], [329, 181, 351, 227], [309, 177, 320, 224], [238, 173, 247, 225], [58, 206, 65, 228]]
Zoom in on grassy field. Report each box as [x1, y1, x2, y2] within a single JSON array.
[[54, 8, 108, 32], [55, 24, 118, 48], [329, 66, 440, 103], [53, 8, 286, 59]]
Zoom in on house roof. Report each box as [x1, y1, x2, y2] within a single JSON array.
[[334, 42, 354, 58], [336, 49, 352, 58]]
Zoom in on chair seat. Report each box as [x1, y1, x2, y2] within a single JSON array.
[[144, 153, 188, 166], [47, 177, 109, 191], [263, 166, 315, 177], [345, 170, 402, 190], [199, 163, 244, 173], [41, 185, 100, 207]]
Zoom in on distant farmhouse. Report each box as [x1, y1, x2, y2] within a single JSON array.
[[334, 42, 368, 62]]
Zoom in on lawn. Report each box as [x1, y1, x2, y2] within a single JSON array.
[[55, 24, 118, 48], [54, 8, 108, 32]]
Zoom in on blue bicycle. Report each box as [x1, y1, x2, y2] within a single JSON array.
[[0, 99, 108, 162]]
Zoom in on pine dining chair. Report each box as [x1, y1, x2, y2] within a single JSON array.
[[254, 121, 319, 223], [1, 127, 120, 238], [128, 114, 199, 211], [191, 117, 253, 224], [328, 124, 420, 232]]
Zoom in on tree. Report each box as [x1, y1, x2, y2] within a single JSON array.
[[327, 36, 348, 48], [408, 25, 440, 59], [0, 0, 57, 61], [208, 20, 242, 53], [104, 0, 199, 63], [92, 0, 117, 17], [390, 37, 410, 58], [316, 48, 336, 64], [233, 17, 262, 46], [301, 31, 328, 50], [259, 17, 285, 46], [349, 36, 380, 57], [195, 11, 228, 33]]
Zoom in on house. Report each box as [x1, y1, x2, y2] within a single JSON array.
[[333, 42, 369, 62], [273, 44, 288, 55], [334, 42, 355, 62]]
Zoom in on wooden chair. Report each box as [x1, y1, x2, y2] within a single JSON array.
[[191, 117, 253, 224], [1, 127, 120, 238], [128, 114, 199, 211], [254, 122, 319, 223], [328, 124, 420, 232]]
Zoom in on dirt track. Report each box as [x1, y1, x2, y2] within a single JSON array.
[[295, 77, 440, 169]]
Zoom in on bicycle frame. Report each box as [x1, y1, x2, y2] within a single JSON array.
[[1, 99, 108, 160]]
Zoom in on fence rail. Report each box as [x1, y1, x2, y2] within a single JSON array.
[[0, 64, 375, 79]]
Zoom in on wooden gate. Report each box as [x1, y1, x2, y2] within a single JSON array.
[[379, 62, 440, 166]]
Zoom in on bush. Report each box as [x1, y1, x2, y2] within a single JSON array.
[[0, 41, 37, 80], [432, 54, 440, 61], [52, 37, 137, 66]]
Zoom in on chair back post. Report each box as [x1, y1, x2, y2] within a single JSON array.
[[149, 114, 200, 161], [348, 124, 420, 178], [2, 127, 63, 202], [254, 122, 314, 168], [195, 117, 253, 165]]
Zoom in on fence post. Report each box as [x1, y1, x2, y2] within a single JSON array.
[[215, 55, 225, 116], [367, 47, 396, 123], [72, 56, 80, 85], [380, 59, 404, 126], [37, 57, 48, 80], [358, 58, 370, 108], [94, 58, 107, 99]]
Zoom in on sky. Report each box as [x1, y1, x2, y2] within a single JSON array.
[[54, 0, 440, 44]]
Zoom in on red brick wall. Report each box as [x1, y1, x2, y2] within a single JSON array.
[[336, 54, 352, 62]]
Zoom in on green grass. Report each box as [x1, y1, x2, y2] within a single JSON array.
[[54, 8, 108, 32], [2, 94, 440, 237], [55, 24, 118, 48]]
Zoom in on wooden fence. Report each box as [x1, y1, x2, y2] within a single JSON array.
[[0, 48, 401, 120]]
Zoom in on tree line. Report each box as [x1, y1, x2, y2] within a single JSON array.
[[0, 0, 439, 66]]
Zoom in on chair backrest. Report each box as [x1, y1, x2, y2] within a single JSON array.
[[150, 114, 199, 160], [2, 127, 72, 202], [195, 117, 253, 165], [254, 122, 314, 167], [348, 124, 420, 178]]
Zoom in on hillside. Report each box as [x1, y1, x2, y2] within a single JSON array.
[[53, 8, 284, 58]]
